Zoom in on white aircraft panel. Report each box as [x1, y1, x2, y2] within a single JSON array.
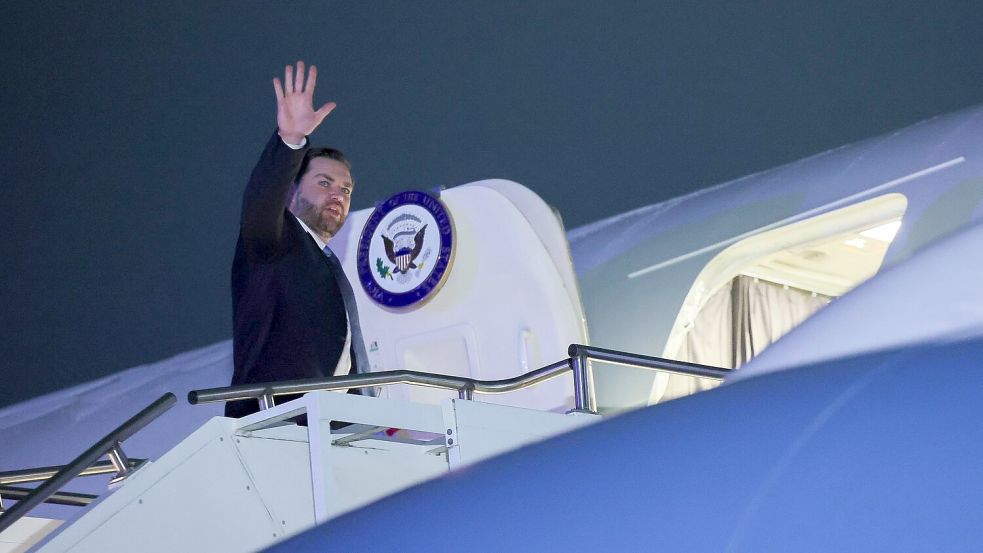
[[0, 517, 61, 553], [331, 180, 586, 412], [442, 398, 599, 469]]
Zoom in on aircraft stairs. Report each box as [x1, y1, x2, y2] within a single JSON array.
[[0, 345, 728, 553]]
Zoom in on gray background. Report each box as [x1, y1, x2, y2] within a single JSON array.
[[2, 1, 982, 407]]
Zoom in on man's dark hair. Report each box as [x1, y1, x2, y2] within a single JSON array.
[[295, 147, 352, 183]]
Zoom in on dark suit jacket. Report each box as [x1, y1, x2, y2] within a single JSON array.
[[226, 132, 350, 418]]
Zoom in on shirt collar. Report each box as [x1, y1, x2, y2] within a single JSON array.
[[294, 214, 328, 251]]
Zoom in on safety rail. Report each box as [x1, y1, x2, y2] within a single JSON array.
[[0, 393, 176, 533], [0, 458, 145, 512], [189, 344, 730, 415], [0, 487, 97, 508], [0, 459, 146, 487]]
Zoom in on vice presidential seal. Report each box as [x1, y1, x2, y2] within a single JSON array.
[[357, 190, 455, 308]]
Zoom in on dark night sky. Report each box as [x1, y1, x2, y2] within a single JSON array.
[[2, 2, 983, 407]]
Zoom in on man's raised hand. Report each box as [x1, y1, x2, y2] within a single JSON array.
[[273, 61, 336, 145]]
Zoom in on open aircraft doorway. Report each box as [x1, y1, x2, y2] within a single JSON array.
[[656, 193, 908, 402]]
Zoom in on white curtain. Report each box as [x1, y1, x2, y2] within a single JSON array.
[[664, 276, 831, 400]]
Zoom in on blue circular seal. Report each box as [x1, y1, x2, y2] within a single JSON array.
[[357, 190, 455, 308]]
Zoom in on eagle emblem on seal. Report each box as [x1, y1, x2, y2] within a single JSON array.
[[381, 223, 428, 274]]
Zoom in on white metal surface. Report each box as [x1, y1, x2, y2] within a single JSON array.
[[38, 417, 292, 553], [305, 392, 447, 523], [36, 391, 597, 553], [442, 399, 599, 469], [0, 517, 61, 553]]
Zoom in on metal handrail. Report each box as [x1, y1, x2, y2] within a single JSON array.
[[188, 359, 573, 407], [188, 344, 731, 415], [0, 393, 176, 533], [568, 344, 731, 380], [0, 459, 146, 486], [568, 344, 731, 413], [0, 486, 97, 508]]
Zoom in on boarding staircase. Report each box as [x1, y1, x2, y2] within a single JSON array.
[[0, 345, 728, 553]]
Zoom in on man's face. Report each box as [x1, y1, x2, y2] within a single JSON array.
[[289, 156, 353, 239]]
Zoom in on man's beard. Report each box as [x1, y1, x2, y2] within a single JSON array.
[[293, 197, 345, 238]]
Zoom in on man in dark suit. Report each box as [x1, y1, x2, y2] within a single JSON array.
[[226, 60, 362, 418]]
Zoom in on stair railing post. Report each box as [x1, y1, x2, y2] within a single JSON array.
[[257, 391, 276, 411], [106, 442, 133, 484], [569, 349, 597, 414]]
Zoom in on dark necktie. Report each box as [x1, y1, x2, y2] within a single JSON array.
[[322, 246, 376, 396]]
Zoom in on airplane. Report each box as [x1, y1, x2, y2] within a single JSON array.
[[271, 185, 983, 552], [2, 102, 982, 551]]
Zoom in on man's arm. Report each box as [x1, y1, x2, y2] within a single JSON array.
[[239, 61, 337, 257]]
